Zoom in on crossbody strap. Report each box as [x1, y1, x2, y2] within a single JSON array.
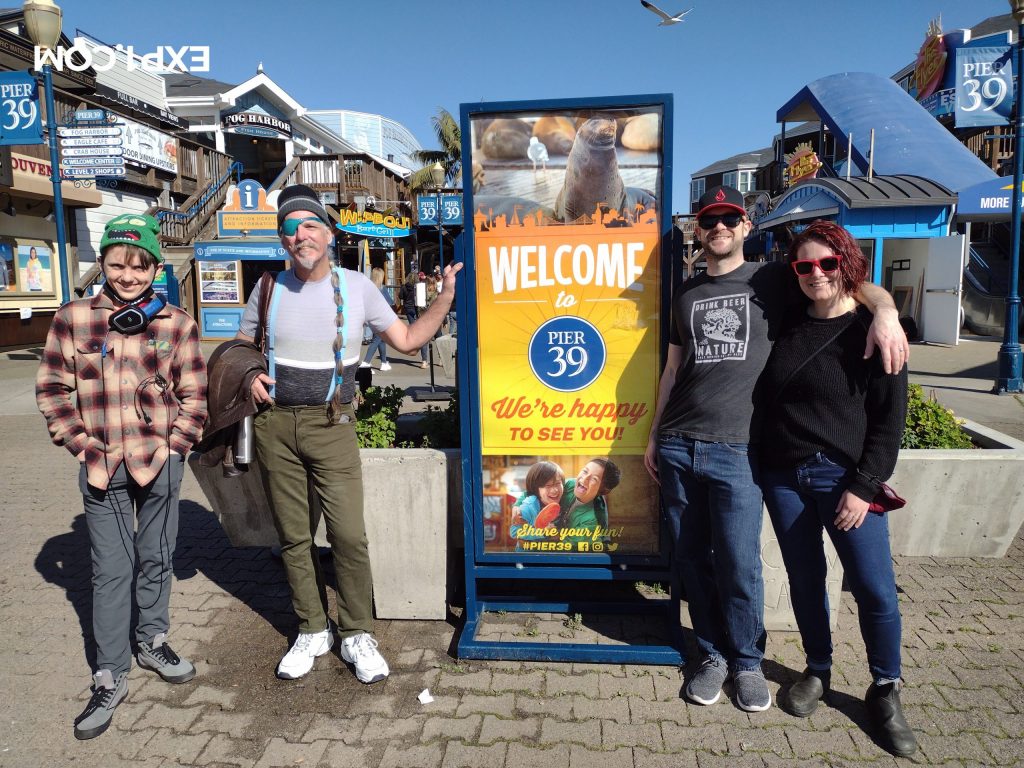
[[771, 313, 853, 402]]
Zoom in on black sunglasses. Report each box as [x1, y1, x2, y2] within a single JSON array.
[[791, 255, 842, 276], [697, 213, 744, 230]]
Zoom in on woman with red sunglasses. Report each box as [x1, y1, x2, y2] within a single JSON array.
[[758, 220, 913, 757]]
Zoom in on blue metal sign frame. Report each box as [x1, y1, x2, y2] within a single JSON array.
[[455, 93, 680, 664]]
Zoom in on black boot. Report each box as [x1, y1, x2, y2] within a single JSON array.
[[865, 681, 917, 757], [784, 668, 830, 717]]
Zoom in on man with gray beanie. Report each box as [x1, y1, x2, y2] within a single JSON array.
[[236, 184, 462, 683]]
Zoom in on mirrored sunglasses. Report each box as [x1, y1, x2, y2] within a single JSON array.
[[791, 255, 842, 276]]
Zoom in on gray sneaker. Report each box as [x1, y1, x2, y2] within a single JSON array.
[[734, 668, 772, 712], [137, 633, 195, 683], [74, 669, 127, 740], [685, 656, 729, 705]]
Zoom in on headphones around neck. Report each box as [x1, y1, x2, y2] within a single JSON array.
[[105, 283, 167, 335]]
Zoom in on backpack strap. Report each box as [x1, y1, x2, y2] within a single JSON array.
[[253, 271, 278, 353]]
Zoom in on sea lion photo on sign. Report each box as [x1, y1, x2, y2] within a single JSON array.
[[480, 118, 532, 159], [532, 116, 576, 155], [554, 117, 627, 223]]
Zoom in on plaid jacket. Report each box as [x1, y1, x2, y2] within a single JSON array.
[[36, 292, 207, 491]]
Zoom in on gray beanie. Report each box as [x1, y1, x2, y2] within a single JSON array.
[[276, 184, 331, 228]]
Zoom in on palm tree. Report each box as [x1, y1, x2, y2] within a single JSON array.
[[409, 107, 461, 193]]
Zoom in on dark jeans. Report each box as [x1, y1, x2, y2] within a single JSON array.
[[81, 456, 185, 677], [762, 453, 902, 683], [657, 433, 766, 671]]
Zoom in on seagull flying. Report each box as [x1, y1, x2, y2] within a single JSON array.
[[640, 0, 692, 26]]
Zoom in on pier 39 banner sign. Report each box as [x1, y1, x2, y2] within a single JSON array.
[[460, 95, 672, 560]]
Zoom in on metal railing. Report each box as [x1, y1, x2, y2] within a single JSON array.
[[148, 162, 243, 245], [967, 245, 995, 294], [270, 153, 410, 210]]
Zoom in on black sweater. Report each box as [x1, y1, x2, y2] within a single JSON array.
[[758, 306, 907, 502]]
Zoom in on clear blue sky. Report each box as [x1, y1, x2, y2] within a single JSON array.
[[61, 0, 1007, 211]]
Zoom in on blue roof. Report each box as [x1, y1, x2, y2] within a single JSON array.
[[776, 72, 995, 192]]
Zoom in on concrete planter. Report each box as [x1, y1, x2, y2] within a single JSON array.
[[189, 448, 449, 621], [887, 419, 1024, 558], [191, 419, 1024, 629]]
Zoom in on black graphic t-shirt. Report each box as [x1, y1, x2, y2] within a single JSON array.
[[660, 261, 789, 444]]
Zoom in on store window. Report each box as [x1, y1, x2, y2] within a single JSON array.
[[690, 177, 705, 206], [723, 170, 754, 193], [0, 238, 56, 295]]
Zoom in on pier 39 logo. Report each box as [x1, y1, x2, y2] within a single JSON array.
[[691, 293, 749, 363], [529, 316, 606, 392]]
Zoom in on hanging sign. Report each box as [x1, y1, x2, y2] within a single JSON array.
[[336, 208, 411, 238], [955, 45, 1013, 128], [0, 71, 42, 146]]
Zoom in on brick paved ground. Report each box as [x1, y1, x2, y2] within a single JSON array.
[[3, 339, 1023, 767]]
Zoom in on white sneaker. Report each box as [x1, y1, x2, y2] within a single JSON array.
[[276, 628, 333, 679], [339, 633, 389, 684], [379, 362, 392, 372], [358, 362, 371, 369]]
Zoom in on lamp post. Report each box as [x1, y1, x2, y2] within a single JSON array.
[[997, 0, 1024, 393], [430, 161, 445, 271], [23, 0, 70, 305]]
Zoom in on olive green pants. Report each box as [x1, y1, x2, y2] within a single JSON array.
[[254, 403, 373, 636]]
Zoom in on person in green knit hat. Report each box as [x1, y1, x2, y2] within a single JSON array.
[[37, 212, 207, 740]]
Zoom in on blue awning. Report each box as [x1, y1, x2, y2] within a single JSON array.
[[776, 72, 996, 193], [758, 190, 839, 227], [957, 176, 1022, 221]]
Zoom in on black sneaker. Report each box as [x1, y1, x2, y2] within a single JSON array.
[[74, 669, 127, 740], [784, 668, 830, 717], [866, 681, 918, 757], [137, 633, 196, 683]]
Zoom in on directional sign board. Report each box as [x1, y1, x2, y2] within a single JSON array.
[[59, 122, 124, 178], [62, 166, 126, 177]]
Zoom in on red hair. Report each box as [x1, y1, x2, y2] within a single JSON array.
[[787, 220, 867, 296]]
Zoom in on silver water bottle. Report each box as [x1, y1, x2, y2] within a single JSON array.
[[234, 414, 254, 464]]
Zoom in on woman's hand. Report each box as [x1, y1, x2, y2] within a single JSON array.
[[834, 490, 870, 531]]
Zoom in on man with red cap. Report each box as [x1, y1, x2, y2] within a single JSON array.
[[644, 186, 908, 713]]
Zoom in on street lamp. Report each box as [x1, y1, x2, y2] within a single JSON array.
[[430, 161, 445, 271], [23, 0, 70, 305], [996, 0, 1024, 392]]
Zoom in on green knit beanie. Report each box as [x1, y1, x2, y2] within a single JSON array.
[[100, 214, 163, 263]]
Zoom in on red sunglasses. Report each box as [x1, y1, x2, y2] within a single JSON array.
[[791, 254, 842, 276]]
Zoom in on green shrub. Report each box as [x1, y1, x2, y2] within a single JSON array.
[[901, 383, 973, 449], [355, 385, 405, 448], [418, 388, 461, 448]]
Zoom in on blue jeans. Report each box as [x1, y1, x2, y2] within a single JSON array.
[[761, 453, 902, 683], [657, 434, 766, 671], [363, 335, 388, 365]]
